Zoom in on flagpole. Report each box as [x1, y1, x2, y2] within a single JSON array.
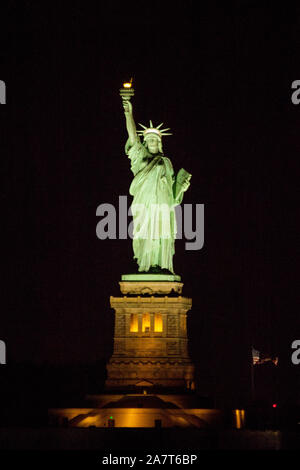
[[251, 356, 255, 401], [251, 345, 256, 402]]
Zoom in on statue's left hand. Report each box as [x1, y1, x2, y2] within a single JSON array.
[[181, 178, 190, 191]]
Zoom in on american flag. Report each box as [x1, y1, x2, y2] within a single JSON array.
[[252, 346, 279, 366], [252, 347, 260, 365]]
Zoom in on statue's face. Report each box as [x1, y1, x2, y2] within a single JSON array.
[[145, 136, 160, 154]]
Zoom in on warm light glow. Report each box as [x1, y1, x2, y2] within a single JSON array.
[[154, 313, 163, 332], [272, 403, 277, 408], [123, 82, 132, 88], [81, 416, 97, 427], [180, 315, 186, 332], [234, 409, 245, 429], [142, 313, 150, 332], [130, 314, 138, 332]]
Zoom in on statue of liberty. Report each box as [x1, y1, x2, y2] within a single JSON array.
[[122, 94, 191, 274]]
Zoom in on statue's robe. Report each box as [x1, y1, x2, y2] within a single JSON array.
[[125, 139, 182, 273]]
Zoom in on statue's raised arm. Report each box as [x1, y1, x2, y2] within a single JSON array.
[[123, 100, 138, 146]]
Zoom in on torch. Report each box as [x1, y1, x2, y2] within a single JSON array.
[[119, 78, 134, 102]]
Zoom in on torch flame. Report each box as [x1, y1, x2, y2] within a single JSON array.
[[123, 78, 133, 89]]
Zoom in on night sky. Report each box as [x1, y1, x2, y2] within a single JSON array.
[[1, 2, 299, 408]]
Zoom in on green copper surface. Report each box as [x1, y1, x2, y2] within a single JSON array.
[[121, 273, 181, 282], [122, 95, 191, 274]]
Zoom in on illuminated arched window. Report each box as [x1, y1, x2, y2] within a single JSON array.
[[154, 313, 163, 332], [130, 314, 138, 332], [142, 313, 150, 332]]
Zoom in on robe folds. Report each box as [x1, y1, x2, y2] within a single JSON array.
[[125, 139, 179, 273]]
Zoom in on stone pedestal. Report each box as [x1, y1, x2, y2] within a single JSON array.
[[48, 275, 227, 430], [105, 274, 195, 390]]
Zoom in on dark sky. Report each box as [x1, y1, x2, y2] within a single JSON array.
[[1, 2, 299, 406]]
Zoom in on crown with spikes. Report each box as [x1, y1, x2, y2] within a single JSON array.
[[137, 120, 172, 140]]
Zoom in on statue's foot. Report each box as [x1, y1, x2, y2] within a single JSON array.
[[147, 266, 174, 275]]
